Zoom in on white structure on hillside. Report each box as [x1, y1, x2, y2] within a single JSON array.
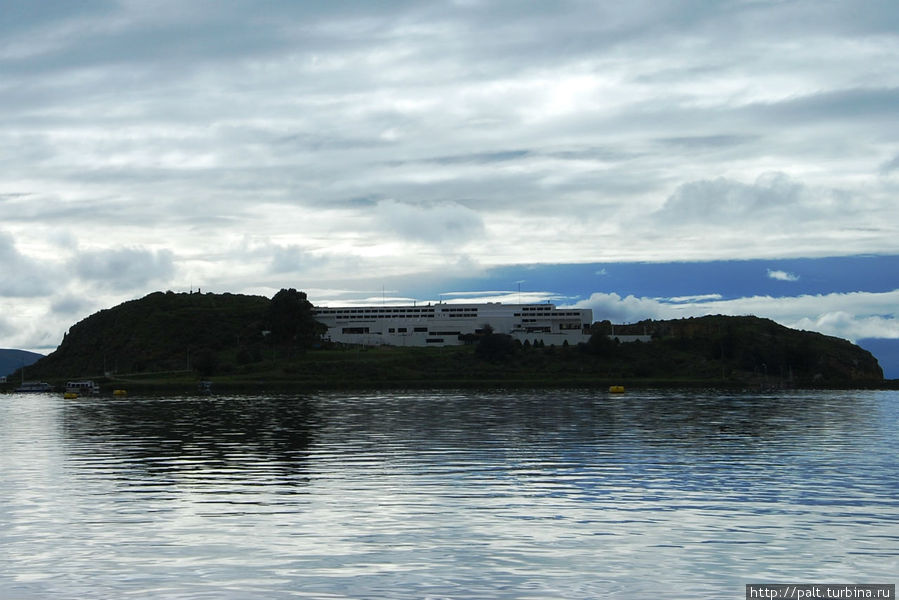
[[314, 302, 593, 347]]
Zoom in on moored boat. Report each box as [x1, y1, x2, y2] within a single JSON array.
[[16, 381, 53, 392], [66, 380, 100, 395]]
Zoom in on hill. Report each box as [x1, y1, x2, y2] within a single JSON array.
[[11, 291, 885, 389], [0, 349, 44, 378], [19, 291, 272, 380], [590, 315, 883, 383]]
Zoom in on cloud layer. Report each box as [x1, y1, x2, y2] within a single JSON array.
[[2, 1, 899, 352], [572, 289, 899, 345]]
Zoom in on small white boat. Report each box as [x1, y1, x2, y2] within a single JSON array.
[[16, 382, 53, 392], [65, 380, 100, 395]]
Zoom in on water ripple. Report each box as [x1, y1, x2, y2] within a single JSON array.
[[1, 389, 897, 598]]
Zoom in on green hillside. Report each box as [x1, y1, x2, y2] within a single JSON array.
[[22, 291, 272, 379], [589, 316, 883, 383], [9, 291, 885, 391]]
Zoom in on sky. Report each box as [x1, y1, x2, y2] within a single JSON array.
[[1, 1, 898, 376]]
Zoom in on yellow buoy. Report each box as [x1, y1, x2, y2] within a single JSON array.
[[609, 385, 625, 393], [63, 392, 79, 399], [113, 389, 128, 396]]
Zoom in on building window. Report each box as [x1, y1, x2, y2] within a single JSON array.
[[342, 327, 369, 334], [426, 338, 444, 343]]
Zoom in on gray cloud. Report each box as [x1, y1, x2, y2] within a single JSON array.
[[50, 295, 98, 319], [880, 154, 899, 174], [268, 244, 328, 275], [657, 135, 758, 150], [374, 200, 485, 245], [416, 150, 533, 166], [752, 87, 899, 126], [656, 172, 808, 225], [0, 231, 57, 297], [73, 247, 175, 291], [0, 313, 12, 338]]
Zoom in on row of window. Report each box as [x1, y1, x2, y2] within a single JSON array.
[[514, 312, 584, 318], [340, 327, 463, 336], [330, 312, 585, 321], [332, 314, 434, 320], [320, 308, 585, 320], [520, 306, 582, 314], [318, 308, 436, 316], [340, 326, 588, 337]]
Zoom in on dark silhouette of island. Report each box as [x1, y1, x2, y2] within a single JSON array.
[[7, 290, 885, 391]]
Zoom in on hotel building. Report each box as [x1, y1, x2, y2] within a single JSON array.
[[314, 303, 594, 347]]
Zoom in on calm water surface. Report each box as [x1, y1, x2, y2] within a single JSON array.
[[1, 389, 897, 598]]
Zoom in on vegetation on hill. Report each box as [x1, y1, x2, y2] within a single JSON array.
[[587, 316, 882, 383], [17, 290, 309, 380], [8, 291, 884, 391]]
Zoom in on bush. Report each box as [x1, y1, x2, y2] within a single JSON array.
[[475, 333, 519, 361], [587, 333, 618, 357]]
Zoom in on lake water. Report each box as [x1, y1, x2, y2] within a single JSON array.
[[2, 389, 897, 599]]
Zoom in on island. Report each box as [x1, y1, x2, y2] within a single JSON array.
[[4, 289, 887, 393]]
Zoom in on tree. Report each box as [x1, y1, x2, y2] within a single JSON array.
[[587, 332, 618, 357], [192, 348, 220, 377], [475, 332, 519, 361], [265, 289, 326, 348]]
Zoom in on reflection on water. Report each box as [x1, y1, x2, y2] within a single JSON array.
[[2, 389, 898, 599], [62, 396, 318, 489]]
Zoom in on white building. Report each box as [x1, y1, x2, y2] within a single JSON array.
[[314, 302, 593, 347]]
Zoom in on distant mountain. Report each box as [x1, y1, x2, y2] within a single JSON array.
[[0, 349, 44, 378], [857, 338, 899, 379]]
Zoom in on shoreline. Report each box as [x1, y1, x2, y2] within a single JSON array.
[[5, 375, 896, 395]]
